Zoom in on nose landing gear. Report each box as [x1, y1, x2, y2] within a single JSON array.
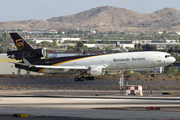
[[150, 74, 155, 77], [150, 69, 156, 77]]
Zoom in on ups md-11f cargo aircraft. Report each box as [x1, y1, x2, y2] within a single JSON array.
[[8, 33, 176, 81]]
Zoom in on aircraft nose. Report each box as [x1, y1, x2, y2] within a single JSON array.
[[169, 57, 176, 63], [172, 57, 176, 63]]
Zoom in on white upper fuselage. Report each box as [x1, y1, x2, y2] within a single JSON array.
[[41, 51, 175, 74]]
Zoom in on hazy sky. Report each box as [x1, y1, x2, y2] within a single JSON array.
[[1, 0, 180, 22]]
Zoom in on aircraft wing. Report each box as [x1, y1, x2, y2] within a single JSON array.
[[34, 65, 88, 69], [13, 62, 88, 69], [12, 60, 106, 70]]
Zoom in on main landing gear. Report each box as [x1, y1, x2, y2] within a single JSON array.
[[74, 76, 95, 82]]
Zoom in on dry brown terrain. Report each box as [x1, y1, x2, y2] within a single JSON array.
[[1, 6, 180, 32], [0, 74, 179, 91]]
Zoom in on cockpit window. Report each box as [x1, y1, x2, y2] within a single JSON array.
[[165, 55, 172, 58]]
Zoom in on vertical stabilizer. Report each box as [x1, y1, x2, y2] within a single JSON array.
[[10, 33, 34, 51]]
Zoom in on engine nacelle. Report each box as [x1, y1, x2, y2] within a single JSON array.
[[8, 48, 46, 60], [87, 67, 105, 76]]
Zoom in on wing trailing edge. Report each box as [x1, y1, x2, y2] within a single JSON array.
[[34, 65, 88, 69], [11, 61, 88, 70]]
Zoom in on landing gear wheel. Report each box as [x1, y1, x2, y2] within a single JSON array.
[[74, 77, 79, 82], [74, 76, 86, 82], [85, 76, 95, 80], [91, 76, 95, 80], [150, 74, 154, 77], [79, 77, 85, 81], [150, 69, 155, 77], [86, 77, 90, 80], [74, 75, 94, 82]]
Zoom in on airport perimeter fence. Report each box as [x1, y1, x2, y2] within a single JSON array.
[[0, 74, 180, 91], [0, 84, 180, 91]]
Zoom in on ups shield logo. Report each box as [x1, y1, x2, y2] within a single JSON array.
[[16, 39, 24, 50]]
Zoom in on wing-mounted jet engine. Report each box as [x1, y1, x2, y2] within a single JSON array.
[[87, 67, 105, 76]]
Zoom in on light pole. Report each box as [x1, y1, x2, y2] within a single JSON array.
[[3, 31, 7, 51], [119, 70, 124, 94]]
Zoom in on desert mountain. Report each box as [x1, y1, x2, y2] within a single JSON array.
[[1, 6, 180, 32]]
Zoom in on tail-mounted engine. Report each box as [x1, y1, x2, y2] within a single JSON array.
[[7, 48, 46, 60]]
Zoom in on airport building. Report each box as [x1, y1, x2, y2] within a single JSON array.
[[0, 54, 40, 75], [27, 38, 80, 44]]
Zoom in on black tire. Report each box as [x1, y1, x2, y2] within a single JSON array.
[[85, 77, 90, 80], [79, 77, 85, 81], [151, 74, 154, 77], [90, 76, 95, 80], [74, 77, 79, 82]]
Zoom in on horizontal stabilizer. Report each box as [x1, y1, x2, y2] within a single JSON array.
[[10, 62, 31, 67], [22, 59, 31, 65]]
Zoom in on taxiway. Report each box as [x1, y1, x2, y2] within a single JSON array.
[[0, 90, 179, 119]]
